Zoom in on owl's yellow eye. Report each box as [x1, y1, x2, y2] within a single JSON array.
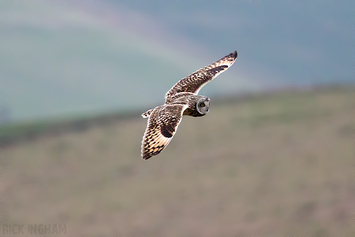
[[200, 102, 205, 107]]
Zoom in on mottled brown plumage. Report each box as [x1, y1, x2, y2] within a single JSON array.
[[165, 51, 238, 100], [141, 51, 238, 159], [141, 104, 187, 160]]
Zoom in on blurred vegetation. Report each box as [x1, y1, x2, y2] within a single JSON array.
[[1, 86, 355, 237], [0, 110, 140, 147]]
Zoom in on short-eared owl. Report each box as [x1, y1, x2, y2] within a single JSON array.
[[141, 51, 238, 159]]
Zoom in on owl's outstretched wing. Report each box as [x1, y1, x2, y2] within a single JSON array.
[[165, 51, 237, 100], [141, 104, 188, 160]]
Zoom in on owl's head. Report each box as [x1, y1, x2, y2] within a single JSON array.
[[196, 97, 210, 115]]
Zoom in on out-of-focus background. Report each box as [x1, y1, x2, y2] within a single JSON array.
[[1, 0, 354, 236]]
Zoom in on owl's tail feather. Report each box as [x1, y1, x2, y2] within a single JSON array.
[[142, 108, 154, 118]]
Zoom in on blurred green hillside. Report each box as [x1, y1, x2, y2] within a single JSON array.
[[1, 86, 354, 236]]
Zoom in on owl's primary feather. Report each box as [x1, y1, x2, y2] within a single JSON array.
[[141, 50, 238, 159]]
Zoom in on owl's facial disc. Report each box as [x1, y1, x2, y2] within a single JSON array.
[[196, 98, 210, 115]]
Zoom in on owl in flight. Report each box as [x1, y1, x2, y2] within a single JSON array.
[[141, 51, 238, 159]]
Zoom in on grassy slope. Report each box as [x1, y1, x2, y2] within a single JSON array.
[[1, 87, 355, 236]]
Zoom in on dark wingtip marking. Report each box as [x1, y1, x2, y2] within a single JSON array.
[[142, 149, 152, 159], [142, 154, 151, 160], [231, 50, 238, 59]]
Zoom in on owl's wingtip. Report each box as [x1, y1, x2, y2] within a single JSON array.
[[142, 153, 152, 160], [225, 50, 237, 61], [233, 50, 238, 58]]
